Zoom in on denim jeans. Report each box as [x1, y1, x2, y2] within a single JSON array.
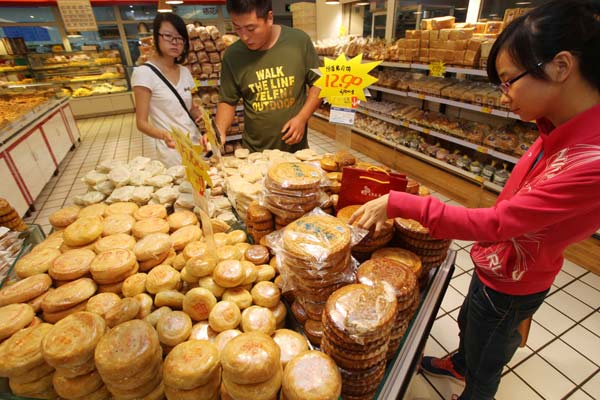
[[451, 273, 548, 400]]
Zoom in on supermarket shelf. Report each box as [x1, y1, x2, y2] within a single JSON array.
[[314, 112, 328, 120], [0, 66, 29, 73], [64, 76, 126, 84], [197, 79, 220, 87], [226, 134, 242, 142], [369, 85, 516, 120], [379, 61, 412, 68], [31, 62, 122, 71], [356, 108, 520, 164], [351, 126, 503, 193]]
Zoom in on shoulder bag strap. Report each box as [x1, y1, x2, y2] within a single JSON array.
[[143, 63, 196, 124]]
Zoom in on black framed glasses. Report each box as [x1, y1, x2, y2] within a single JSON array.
[[499, 62, 544, 94], [158, 32, 185, 44]]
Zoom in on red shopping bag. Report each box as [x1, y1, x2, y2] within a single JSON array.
[[336, 166, 408, 210]]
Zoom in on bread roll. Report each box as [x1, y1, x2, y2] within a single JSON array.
[[0, 303, 35, 341], [42, 278, 97, 313], [42, 311, 106, 368], [213, 260, 246, 288], [183, 288, 217, 321], [186, 255, 217, 278], [78, 203, 107, 219], [256, 264, 276, 282], [144, 306, 172, 327], [54, 356, 96, 379], [157, 311, 192, 346], [0, 323, 53, 377], [213, 232, 229, 247], [155, 290, 185, 309], [282, 351, 341, 400], [8, 362, 54, 385], [222, 287, 252, 310], [52, 369, 103, 399], [269, 301, 287, 327], [146, 264, 181, 294], [132, 217, 170, 239], [94, 233, 136, 253], [27, 289, 53, 313], [171, 253, 187, 271], [134, 204, 167, 220], [0, 273, 52, 306], [134, 293, 154, 319], [235, 242, 251, 257], [50, 249, 95, 281], [138, 250, 170, 272], [104, 297, 140, 328], [164, 369, 221, 400], [241, 306, 276, 335], [182, 241, 208, 260], [63, 217, 103, 247], [163, 339, 219, 389], [227, 230, 247, 244], [167, 210, 199, 231], [134, 233, 172, 262], [170, 225, 203, 251], [90, 249, 137, 284], [180, 266, 199, 284], [198, 276, 226, 298], [220, 332, 280, 385], [9, 372, 54, 397], [122, 273, 148, 297], [216, 245, 242, 261], [209, 301, 241, 332], [86, 292, 121, 318], [251, 281, 280, 308], [245, 245, 270, 265], [241, 261, 258, 285], [49, 206, 81, 228], [15, 248, 61, 278], [272, 329, 308, 369], [223, 364, 282, 400], [102, 213, 135, 236]]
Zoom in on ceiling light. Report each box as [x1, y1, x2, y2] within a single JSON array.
[[325, 0, 340, 5], [455, 7, 467, 11], [67, 31, 82, 38], [158, 0, 173, 12], [356, 1, 369, 5], [166, 0, 184, 4], [515, 1, 531, 5], [29, 15, 35, 18]]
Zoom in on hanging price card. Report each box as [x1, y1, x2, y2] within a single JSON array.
[[481, 106, 493, 114], [170, 127, 212, 196], [476, 146, 489, 154]]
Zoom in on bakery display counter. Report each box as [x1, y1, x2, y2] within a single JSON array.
[[0, 96, 80, 216]]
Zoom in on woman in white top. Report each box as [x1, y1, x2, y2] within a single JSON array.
[[132, 13, 200, 167]]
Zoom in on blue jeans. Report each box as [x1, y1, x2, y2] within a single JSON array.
[[451, 273, 548, 400]]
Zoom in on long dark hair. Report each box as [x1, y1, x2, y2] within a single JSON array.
[[487, 0, 600, 90], [153, 13, 190, 64]]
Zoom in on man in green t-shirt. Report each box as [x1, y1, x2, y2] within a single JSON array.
[[216, 0, 321, 153]]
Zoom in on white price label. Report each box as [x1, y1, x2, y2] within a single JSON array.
[[329, 107, 356, 125]]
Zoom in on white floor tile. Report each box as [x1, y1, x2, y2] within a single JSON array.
[[562, 326, 600, 366], [581, 370, 599, 398], [562, 259, 588, 278], [526, 321, 555, 351], [495, 372, 543, 400], [430, 315, 460, 353], [454, 249, 474, 271], [440, 285, 465, 314], [533, 303, 576, 336], [424, 337, 448, 359], [422, 373, 465, 400], [539, 339, 597, 384], [508, 345, 534, 368], [404, 374, 443, 400], [581, 312, 600, 335], [449, 309, 460, 321], [566, 390, 595, 400], [563, 280, 600, 308], [514, 354, 575, 400], [450, 273, 472, 296], [553, 269, 578, 288], [580, 272, 600, 289], [546, 290, 594, 322]]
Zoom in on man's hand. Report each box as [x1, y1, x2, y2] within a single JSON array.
[[281, 115, 307, 145], [348, 194, 390, 233]]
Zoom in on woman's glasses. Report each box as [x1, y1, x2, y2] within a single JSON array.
[[499, 62, 544, 94], [158, 32, 185, 45]]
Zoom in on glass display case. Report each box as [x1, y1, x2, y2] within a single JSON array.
[[0, 54, 32, 86], [28, 50, 129, 97], [0, 82, 62, 132]]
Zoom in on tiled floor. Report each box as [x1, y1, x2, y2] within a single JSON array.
[[26, 114, 599, 400]]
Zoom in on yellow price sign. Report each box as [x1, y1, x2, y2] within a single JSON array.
[[481, 106, 493, 114], [402, 121, 410, 128], [475, 176, 485, 183], [170, 127, 212, 196], [476, 146, 489, 154], [422, 128, 430, 134], [429, 61, 446, 77], [418, 93, 426, 100], [314, 53, 380, 108]]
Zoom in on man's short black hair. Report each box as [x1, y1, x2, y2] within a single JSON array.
[[226, 0, 272, 19], [153, 12, 190, 64]]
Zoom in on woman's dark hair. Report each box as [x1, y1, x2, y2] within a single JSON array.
[[153, 13, 189, 64], [487, 0, 600, 90], [226, 0, 272, 19]]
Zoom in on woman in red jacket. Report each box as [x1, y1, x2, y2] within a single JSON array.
[[350, 1, 600, 399]]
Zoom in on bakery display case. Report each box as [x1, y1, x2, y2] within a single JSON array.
[[0, 54, 32, 87], [28, 50, 129, 98]]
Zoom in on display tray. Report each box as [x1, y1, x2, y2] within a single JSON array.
[[0, 96, 68, 147]]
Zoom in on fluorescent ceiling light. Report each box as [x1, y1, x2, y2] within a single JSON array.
[[166, 0, 184, 4], [356, 1, 369, 5], [326, 0, 340, 4], [515, 1, 531, 5], [158, 0, 173, 13]]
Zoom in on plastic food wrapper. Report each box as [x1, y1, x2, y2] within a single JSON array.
[[166, 165, 186, 179], [132, 186, 155, 204], [175, 193, 195, 209], [178, 181, 193, 194], [83, 171, 108, 186], [107, 186, 136, 203], [145, 174, 174, 188], [153, 186, 179, 205], [129, 170, 152, 186], [96, 159, 127, 173], [143, 160, 166, 177], [325, 282, 398, 344], [108, 166, 130, 187], [129, 156, 151, 171], [74, 191, 105, 206], [266, 208, 367, 296], [94, 180, 116, 196]]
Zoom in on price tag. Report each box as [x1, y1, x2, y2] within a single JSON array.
[[208, 79, 218, 86], [429, 61, 446, 77], [329, 106, 356, 125], [475, 176, 485, 183], [422, 128, 430, 134], [170, 127, 212, 196], [481, 106, 493, 114], [476, 146, 489, 154], [402, 121, 410, 128], [418, 93, 426, 100], [314, 54, 380, 109]]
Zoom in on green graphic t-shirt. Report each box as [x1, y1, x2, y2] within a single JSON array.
[[219, 26, 320, 153]]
